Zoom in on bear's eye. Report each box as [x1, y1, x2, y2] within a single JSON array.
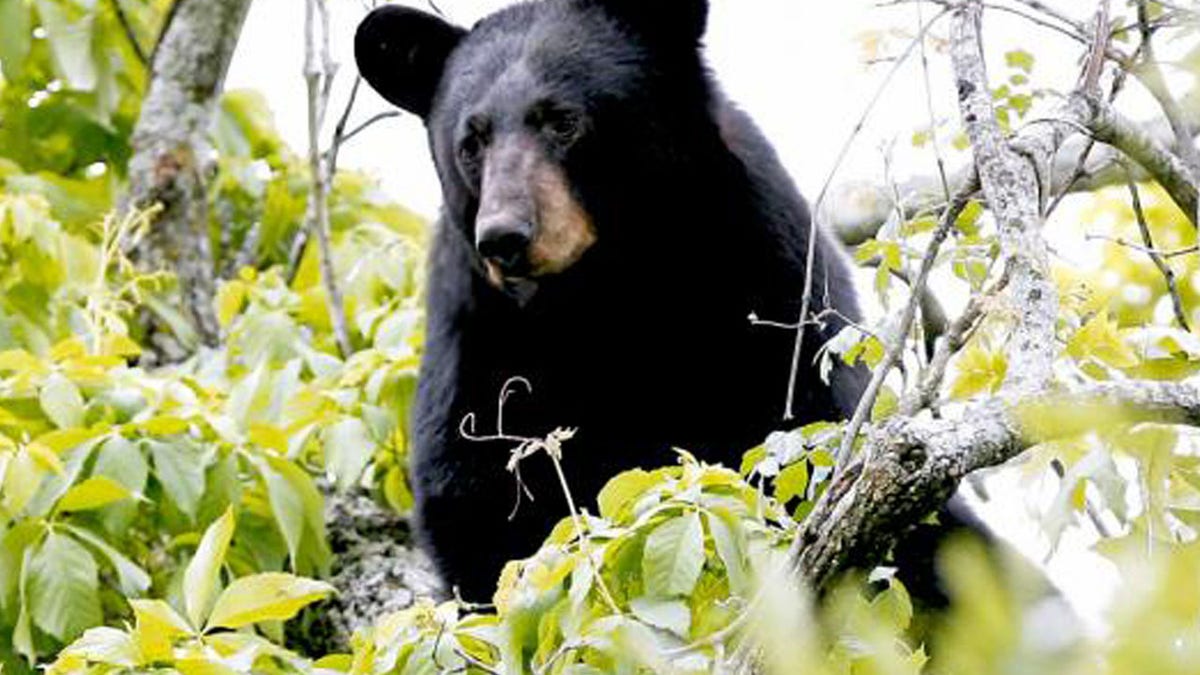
[[544, 113, 581, 142], [529, 104, 584, 147], [457, 115, 491, 171], [458, 135, 484, 166]]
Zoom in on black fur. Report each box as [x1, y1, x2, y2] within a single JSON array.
[[358, 0, 867, 601]]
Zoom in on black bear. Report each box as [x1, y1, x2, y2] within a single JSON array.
[[356, 0, 868, 602]]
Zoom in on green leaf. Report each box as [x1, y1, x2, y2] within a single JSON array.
[[642, 511, 705, 598], [148, 439, 208, 521], [14, 548, 35, 665], [0, 0, 32, 80], [1006, 49, 1035, 74], [629, 597, 691, 639], [872, 577, 914, 631], [1067, 311, 1140, 369], [204, 573, 334, 630], [183, 507, 235, 629], [255, 455, 331, 576], [57, 475, 132, 512], [598, 469, 661, 521], [28, 532, 102, 643], [40, 372, 84, 429], [706, 512, 749, 596], [949, 344, 1008, 400], [324, 417, 374, 492], [955, 201, 985, 236], [92, 435, 148, 493], [60, 525, 151, 597], [26, 436, 102, 518], [775, 462, 810, 504]]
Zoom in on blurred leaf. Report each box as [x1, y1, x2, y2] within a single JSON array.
[[33, 0, 99, 91], [40, 371, 84, 429], [324, 417, 374, 492], [148, 439, 208, 521], [950, 343, 1007, 400], [0, 0, 32, 80]]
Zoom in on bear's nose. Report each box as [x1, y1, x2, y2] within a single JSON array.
[[477, 222, 532, 276]]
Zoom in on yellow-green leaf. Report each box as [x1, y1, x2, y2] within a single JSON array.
[[215, 281, 247, 328], [57, 476, 132, 512], [131, 599, 194, 663], [949, 344, 1008, 400], [1067, 311, 1140, 369], [204, 573, 335, 630], [184, 507, 235, 629]]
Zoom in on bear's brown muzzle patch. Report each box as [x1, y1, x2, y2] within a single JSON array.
[[528, 162, 596, 275], [477, 138, 596, 290]]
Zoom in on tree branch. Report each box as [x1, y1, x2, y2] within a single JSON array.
[[794, 378, 1200, 590], [126, 0, 253, 361], [304, 0, 353, 359]]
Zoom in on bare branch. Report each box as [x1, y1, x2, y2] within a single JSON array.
[[1134, 0, 1200, 177], [1086, 93, 1199, 223], [304, 0, 353, 358], [1123, 166, 1192, 331], [106, 0, 149, 67], [785, 6, 953, 420], [835, 178, 978, 471]]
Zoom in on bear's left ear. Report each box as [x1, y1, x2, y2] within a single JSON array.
[[355, 5, 467, 119], [588, 0, 709, 45]]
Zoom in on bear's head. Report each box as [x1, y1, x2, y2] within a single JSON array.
[[356, 0, 711, 297]]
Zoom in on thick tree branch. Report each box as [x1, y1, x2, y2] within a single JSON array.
[[126, 0, 253, 361], [1134, 0, 1200, 177], [952, 0, 1059, 396], [795, 379, 1200, 590], [1086, 93, 1199, 222]]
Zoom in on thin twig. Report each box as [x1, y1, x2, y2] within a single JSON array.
[[834, 178, 978, 472], [901, 266, 1011, 415], [1123, 165, 1193, 331], [915, 0, 952, 203], [1084, 233, 1200, 260], [339, 111, 403, 147], [106, 0, 149, 67], [784, 6, 952, 421], [304, 0, 353, 358]]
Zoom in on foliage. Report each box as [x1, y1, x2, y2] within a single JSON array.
[[5, 0, 1200, 673]]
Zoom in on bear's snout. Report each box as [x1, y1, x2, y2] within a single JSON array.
[[477, 219, 533, 277]]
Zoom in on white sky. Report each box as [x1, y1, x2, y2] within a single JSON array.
[[228, 0, 1154, 629]]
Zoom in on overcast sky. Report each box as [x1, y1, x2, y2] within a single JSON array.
[[227, 0, 1151, 628], [227, 0, 1105, 218]]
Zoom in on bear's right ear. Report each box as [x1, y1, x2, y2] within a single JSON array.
[[355, 6, 466, 119]]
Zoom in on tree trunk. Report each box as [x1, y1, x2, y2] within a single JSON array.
[[126, 0, 253, 362]]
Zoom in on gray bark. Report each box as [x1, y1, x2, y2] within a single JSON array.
[[126, 0, 253, 359]]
